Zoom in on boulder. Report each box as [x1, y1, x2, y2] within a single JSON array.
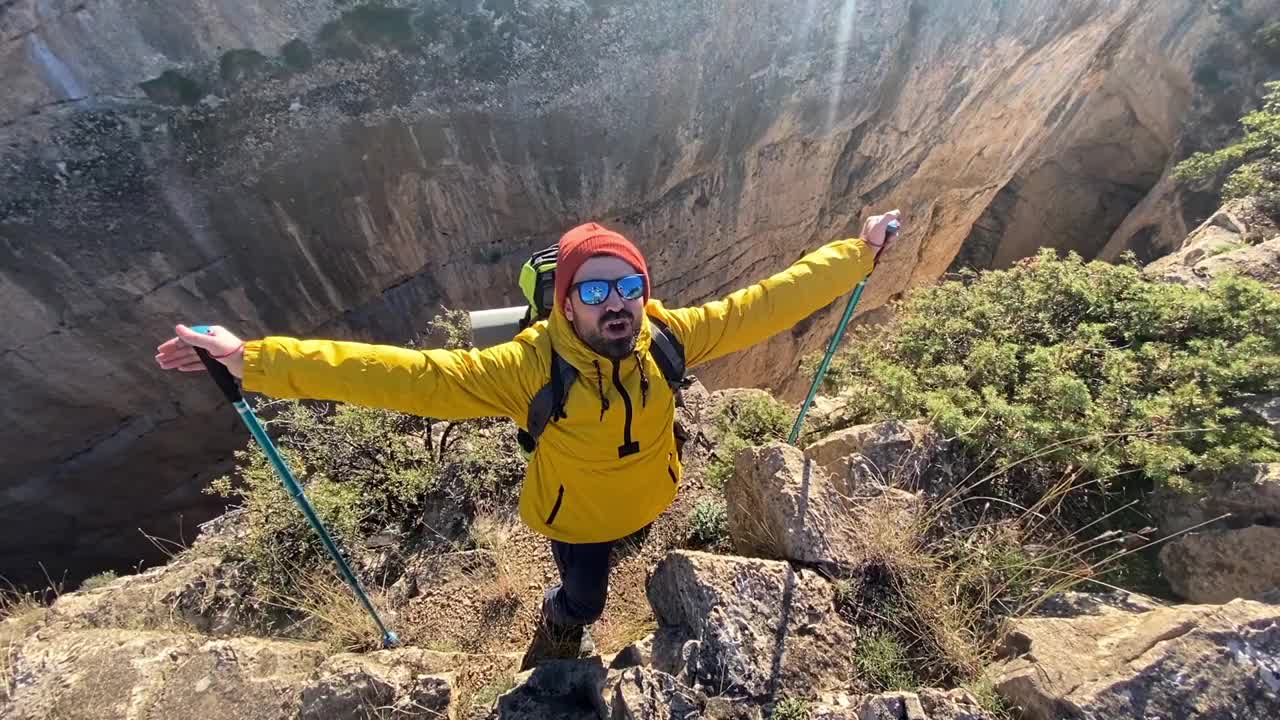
[[486, 658, 609, 720], [1194, 239, 1280, 289], [993, 597, 1280, 719], [726, 442, 920, 570], [1159, 525, 1280, 603], [1145, 199, 1280, 290], [608, 666, 705, 720], [646, 550, 857, 699], [804, 420, 961, 493], [1150, 463, 1280, 535]]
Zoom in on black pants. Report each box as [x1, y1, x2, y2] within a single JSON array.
[[542, 539, 614, 626]]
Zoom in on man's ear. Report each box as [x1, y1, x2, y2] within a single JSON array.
[[562, 299, 574, 322]]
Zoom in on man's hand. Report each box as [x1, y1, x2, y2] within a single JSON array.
[[861, 209, 902, 260], [156, 324, 246, 379]]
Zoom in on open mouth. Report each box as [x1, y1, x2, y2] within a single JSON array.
[[602, 317, 632, 337]]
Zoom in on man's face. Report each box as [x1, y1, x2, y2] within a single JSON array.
[[563, 255, 644, 359]]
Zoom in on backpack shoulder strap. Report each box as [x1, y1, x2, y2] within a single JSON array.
[[646, 314, 688, 391], [520, 348, 578, 455]]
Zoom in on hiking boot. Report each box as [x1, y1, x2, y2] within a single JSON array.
[[518, 618, 596, 671]]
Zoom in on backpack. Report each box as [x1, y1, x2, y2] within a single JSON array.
[[518, 244, 560, 329], [513, 244, 689, 457]]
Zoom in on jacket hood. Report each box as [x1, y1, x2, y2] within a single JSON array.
[[545, 298, 654, 374]]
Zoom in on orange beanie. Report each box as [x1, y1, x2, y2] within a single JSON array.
[[555, 223, 650, 309]]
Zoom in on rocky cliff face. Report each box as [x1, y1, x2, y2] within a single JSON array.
[[0, 0, 1275, 583]]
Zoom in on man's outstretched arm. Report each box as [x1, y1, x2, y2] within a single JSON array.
[[652, 211, 898, 368], [156, 325, 538, 421]]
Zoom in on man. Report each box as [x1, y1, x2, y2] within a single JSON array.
[[155, 211, 901, 667]]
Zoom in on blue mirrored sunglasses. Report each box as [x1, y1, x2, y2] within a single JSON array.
[[573, 274, 646, 305]]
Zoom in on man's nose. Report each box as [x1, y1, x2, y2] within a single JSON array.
[[602, 288, 626, 312]]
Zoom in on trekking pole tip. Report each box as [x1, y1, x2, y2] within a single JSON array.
[[382, 631, 400, 649]]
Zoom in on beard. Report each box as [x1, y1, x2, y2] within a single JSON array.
[[577, 308, 640, 359]]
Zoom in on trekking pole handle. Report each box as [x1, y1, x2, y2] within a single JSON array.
[[189, 325, 243, 404]]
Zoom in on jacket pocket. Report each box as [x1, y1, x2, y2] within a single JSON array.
[[545, 485, 565, 525], [667, 465, 678, 484]]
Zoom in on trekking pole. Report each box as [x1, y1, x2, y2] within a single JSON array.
[[188, 326, 399, 648], [788, 220, 897, 446]]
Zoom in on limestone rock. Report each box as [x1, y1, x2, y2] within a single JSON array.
[[801, 394, 846, 437], [607, 666, 705, 720], [993, 597, 1280, 719], [3, 628, 325, 720], [486, 658, 609, 720], [1027, 589, 1164, 618], [300, 649, 456, 719], [646, 550, 857, 699], [674, 378, 711, 458], [812, 689, 990, 719], [1145, 200, 1280, 290], [163, 558, 265, 635], [804, 419, 962, 493], [1151, 463, 1280, 536], [50, 554, 266, 636], [608, 633, 655, 672], [726, 442, 920, 569], [1159, 525, 1280, 603]]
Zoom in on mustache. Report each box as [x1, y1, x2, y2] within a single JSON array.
[[600, 310, 635, 324]]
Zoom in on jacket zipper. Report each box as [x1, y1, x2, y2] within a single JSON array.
[[612, 359, 640, 458], [545, 485, 564, 525]]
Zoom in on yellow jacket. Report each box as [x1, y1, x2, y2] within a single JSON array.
[[241, 238, 876, 543]]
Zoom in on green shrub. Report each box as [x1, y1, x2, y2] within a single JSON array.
[[687, 497, 728, 547], [721, 393, 792, 444], [770, 697, 812, 720], [855, 630, 918, 692], [705, 393, 793, 489], [77, 571, 119, 592], [208, 401, 441, 588], [814, 251, 1280, 494], [963, 673, 1011, 719], [1174, 80, 1280, 210], [414, 307, 472, 350], [705, 434, 748, 490]]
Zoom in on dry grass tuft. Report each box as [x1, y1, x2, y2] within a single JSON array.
[[468, 511, 513, 553], [263, 564, 388, 653], [0, 583, 51, 701]]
